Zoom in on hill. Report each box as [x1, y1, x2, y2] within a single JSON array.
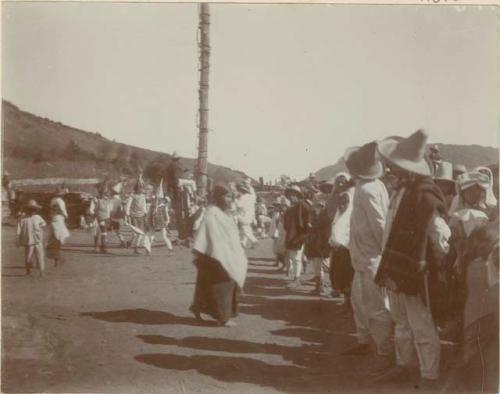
[[314, 143, 499, 181], [1, 100, 250, 187]]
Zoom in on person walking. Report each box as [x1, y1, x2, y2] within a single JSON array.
[[125, 182, 148, 255], [341, 142, 393, 363], [190, 184, 248, 327], [47, 186, 70, 264], [236, 182, 258, 248], [150, 181, 174, 255], [375, 130, 452, 389]]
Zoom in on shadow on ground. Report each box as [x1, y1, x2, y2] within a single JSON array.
[[80, 309, 216, 327]]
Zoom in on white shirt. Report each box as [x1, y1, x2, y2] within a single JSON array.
[[50, 197, 68, 218], [236, 193, 256, 225], [349, 179, 389, 277]]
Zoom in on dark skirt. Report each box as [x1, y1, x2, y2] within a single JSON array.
[[46, 238, 62, 260], [191, 255, 239, 324], [330, 245, 354, 291]]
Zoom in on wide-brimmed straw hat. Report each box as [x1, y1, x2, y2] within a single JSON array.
[[344, 141, 384, 180], [26, 199, 42, 210], [284, 184, 304, 199], [433, 161, 455, 187], [377, 129, 433, 176]]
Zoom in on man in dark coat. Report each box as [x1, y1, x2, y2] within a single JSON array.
[[375, 130, 452, 389], [283, 185, 311, 288]]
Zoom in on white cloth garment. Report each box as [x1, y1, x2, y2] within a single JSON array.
[[193, 205, 248, 288], [287, 247, 304, 280], [351, 271, 393, 356], [349, 179, 389, 278], [49, 214, 70, 244], [449, 209, 490, 238], [385, 289, 441, 379], [312, 257, 329, 280], [50, 197, 68, 218], [473, 166, 497, 208], [240, 224, 258, 248], [236, 193, 256, 225], [329, 188, 354, 247]]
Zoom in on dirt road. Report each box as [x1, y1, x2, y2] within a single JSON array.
[[2, 226, 452, 393]]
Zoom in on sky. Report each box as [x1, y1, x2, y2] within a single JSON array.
[[2, 3, 499, 181]]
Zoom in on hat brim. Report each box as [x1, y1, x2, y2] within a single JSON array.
[[378, 137, 433, 177], [344, 148, 384, 180]]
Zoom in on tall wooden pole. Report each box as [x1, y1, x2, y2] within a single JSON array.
[[196, 3, 210, 198]]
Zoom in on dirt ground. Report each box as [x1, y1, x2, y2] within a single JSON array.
[[2, 225, 459, 393]]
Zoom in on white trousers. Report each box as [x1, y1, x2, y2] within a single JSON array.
[[312, 257, 329, 280], [385, 289, 440, 379], [351, 271, 393, 356], [240, 223, 258, 247], [287, 248, 303, 280]]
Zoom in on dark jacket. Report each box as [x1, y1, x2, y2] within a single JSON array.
[[375, 177, 447, 298], [283, 202, 311, 251], [304, 209, 332, 259]]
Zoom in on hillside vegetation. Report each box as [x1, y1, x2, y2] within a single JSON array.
[[1, 101, 249, 185]]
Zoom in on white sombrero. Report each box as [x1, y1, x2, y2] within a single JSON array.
[[377, 129, 433, 176]]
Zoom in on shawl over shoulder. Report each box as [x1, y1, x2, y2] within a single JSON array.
[[193, 205, 248, 288]]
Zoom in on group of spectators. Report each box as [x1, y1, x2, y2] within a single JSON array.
[[260, 130, 498, 390]]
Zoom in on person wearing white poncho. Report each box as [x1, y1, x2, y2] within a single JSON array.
[[190, 185, 248, 327]]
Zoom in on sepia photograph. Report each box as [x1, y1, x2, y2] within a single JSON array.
[[1, 2, 499, 393]]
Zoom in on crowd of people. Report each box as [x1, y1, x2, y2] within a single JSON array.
[[188, 129, 499, 391], [7, 129, 499, 391]]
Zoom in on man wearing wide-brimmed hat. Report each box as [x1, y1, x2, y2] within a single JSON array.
[[375, 130, 451, 388], [283, 184, 311, 287], [341, 142, 393, 360]]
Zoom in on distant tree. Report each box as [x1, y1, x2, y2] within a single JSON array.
[[113, 144, 131, 171], [99, 142, 116, 163], [66, 139, 82, 157], [144, 154, 170, 184], [129, 150, 145, 174]]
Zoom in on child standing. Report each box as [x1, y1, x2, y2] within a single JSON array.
[[17, 200, 46, 276]]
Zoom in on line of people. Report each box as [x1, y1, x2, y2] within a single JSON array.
[[265, 130, 498, 390]]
